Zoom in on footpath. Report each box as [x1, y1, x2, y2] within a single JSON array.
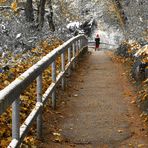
[[38, 50, 148, 148]]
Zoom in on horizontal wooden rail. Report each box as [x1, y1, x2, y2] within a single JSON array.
[[0, 34, 88, 147]]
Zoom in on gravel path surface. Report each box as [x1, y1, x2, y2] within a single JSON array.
[[38, 49, 148, 148]]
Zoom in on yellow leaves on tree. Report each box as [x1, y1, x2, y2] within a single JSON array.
[[11, 1, 18, 12], [0, 0, 6, 3]]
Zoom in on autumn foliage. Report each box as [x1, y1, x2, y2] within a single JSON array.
[[0, 38, 63, 147]]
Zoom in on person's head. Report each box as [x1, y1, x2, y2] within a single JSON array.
[[96, 34, 99, 37]]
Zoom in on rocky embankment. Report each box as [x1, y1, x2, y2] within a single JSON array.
[[115, 41, 148, 114], [112, 0, 148, 114]]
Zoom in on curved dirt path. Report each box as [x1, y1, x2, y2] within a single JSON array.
[[38, 50, 148, 148]]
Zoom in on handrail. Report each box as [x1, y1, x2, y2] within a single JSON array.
[[0, 34, 88, 147]]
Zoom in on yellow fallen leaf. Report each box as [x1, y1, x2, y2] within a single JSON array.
[[130, 100, 136, 104], [53, 132, 61, 136], [118, 129, 123, 133], [4, 80, 10, 86], [20, 95, 29, 100], [74, 94, 78, 97], [142, 94, 148, 101], [11, 1, 18, 12], [144, 117, 148, 122], [52, 132, 63, 143], [129, 143, 134, 148], [138, 144, 145, 148], [140, 112, 144, 117]]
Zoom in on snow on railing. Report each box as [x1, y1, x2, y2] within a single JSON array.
[[0, 34, 88, 147]]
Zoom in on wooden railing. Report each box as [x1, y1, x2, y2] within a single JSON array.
[[0, 35, 88, 147]]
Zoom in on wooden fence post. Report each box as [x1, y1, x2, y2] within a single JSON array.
[[72, 43, 76, 69], [61, 52, 65, 90], [52, 61, 56, 109], [36, 74, 42, 139], [12, 97, 20, 140], [68, 47, 71, 76]]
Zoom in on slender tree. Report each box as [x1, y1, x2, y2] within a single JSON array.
[[37, 0, 46, 30], [25, 0, 34, 22], [46, 0, 55, 31]]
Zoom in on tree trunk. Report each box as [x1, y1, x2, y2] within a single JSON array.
[[46, 0, 55, 31], [37, 0, 46, 30], [25, 0, 34, 22]]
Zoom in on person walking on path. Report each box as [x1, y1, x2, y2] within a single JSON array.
[[95, 34, 100, 51]]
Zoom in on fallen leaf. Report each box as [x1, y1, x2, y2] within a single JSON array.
[[118, 129, 123, 133], [130, 100, 136, 104], [129, 143, 134, 147], [4, 80, 10, 86], [53, 132, 61, 136], [138, 144, 145, 148], [74, 94, 78, 97], [52, 132, 63, 143]]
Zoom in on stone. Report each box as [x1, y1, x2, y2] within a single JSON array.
[[115, 42, 130, 57], [131, 58, 146, 81]]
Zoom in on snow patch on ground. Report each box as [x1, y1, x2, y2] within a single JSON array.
[[66, 22, 80, 30]]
